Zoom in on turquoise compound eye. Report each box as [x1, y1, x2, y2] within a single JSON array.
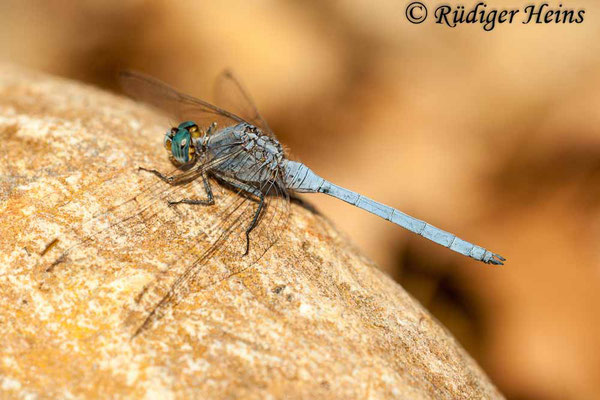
[[171, 128, 192, 164], [178, 121, 198, 131], [164, 128, 176, 151]]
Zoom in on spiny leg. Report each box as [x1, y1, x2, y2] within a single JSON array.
[[168, 173, 215, 206], [138, 167, 180, 185], [244, 193, 265, 256], [215, 174, 264, 256]]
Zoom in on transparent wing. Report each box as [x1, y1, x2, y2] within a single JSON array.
[[46, 71, 289, 336], [213, 69, 276, 138], [126, 160, 291, 337], [119, 70, 246, 129]]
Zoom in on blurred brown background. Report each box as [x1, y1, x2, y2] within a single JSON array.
[[1, 1, 599, 398]]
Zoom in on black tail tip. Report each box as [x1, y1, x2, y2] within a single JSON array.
[[487, 253, 506, 266]]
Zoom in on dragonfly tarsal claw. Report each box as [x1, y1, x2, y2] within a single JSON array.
[[242, 234, 251, 257], [138, 166, 174, 183]]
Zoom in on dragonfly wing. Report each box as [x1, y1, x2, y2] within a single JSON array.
[[119, 70, 246, 129], [49, 71, 290, 336], [213, 69, 276, 138], [127, 158, 291, 337]]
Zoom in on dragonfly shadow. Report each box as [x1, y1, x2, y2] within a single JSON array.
[[289, 194, 322, 216]]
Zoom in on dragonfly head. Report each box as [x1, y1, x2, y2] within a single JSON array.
[[164, 121, 201, 164]]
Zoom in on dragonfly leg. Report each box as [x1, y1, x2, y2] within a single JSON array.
[[168, 173, 215, 206], [138, 167, 185, 185], [244, 193, 265, 256], [214, 174, 264, 256]]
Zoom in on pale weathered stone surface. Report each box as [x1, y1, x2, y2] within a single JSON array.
[[0, 65, 504, 399]]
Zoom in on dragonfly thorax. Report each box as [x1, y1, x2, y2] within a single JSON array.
[[202, 122, 286, 187], [236, 123, 284, 170]]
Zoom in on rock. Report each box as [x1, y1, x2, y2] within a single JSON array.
[[0, 65, 503, 399]]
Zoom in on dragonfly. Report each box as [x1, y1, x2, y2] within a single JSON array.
[[119, 71, 505, 264], [52, 71, 505, 336]]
